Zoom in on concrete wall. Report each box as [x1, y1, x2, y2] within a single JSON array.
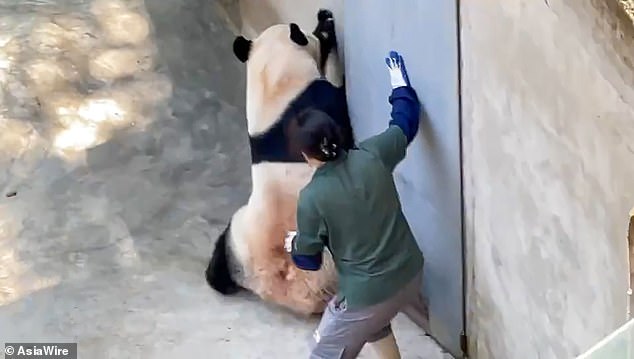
[[343, 1, 464, 356], [461, 0, 634, 358], [627, 207, 634, 318]]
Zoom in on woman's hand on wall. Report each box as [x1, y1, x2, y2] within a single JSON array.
[[385, 50, 411, 89]]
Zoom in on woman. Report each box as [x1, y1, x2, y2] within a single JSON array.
[[285, 50, 426, 359]]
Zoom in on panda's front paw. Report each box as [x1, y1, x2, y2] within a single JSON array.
[[313, 9, 337, 52], [317, 9, 333, 22]]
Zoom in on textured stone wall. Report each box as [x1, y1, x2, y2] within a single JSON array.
[[461, 0, 634, 358], [629, 208, 634, 316]]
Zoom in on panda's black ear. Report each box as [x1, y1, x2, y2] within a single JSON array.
[[289, 23, 308, 46], [233, 36, 252, 63]]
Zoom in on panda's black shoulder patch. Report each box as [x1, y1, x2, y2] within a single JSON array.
[[248, 79, 354, 164]]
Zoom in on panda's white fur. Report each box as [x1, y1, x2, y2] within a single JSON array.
[[206, 11, 350, 315]]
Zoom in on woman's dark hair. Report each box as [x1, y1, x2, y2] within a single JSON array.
[[292, 108, 344, 162]]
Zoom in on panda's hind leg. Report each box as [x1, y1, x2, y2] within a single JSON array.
[[313, 9, 344, 88], [252, 248, 337, 315], [205, 221, 241, 295]]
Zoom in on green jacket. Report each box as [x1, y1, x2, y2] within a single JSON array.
[[291, 125, 424, 309]]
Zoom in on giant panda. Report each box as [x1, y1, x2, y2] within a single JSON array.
[[205, 9, 355, 315]]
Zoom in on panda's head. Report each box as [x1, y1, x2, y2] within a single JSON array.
[[232, 22, 323, 79], [232, 22, 328, 135]]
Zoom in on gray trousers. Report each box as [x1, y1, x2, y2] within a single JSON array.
[[308, 270, 427, 359]]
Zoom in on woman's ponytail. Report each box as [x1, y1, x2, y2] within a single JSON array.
[[293, 108, 344, 162]]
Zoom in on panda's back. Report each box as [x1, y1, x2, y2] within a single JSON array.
[[248, 79, 353, 165]]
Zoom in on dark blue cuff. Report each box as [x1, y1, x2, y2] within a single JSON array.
[[291, 253, 322, 271], [388, 86, 421, 144]]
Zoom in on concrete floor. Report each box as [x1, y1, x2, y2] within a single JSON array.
[[0, 0, 449, 357]]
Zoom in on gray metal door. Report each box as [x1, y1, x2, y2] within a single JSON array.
[[343, 0, 464, 356]]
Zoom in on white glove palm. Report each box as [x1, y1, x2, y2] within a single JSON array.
[[385, 50, 411, 89]]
